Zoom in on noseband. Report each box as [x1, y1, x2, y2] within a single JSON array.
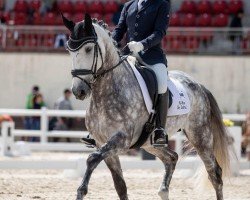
[[68, 35, 128, 87]]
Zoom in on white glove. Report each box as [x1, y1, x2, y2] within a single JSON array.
[[128, 41, 144, 54]]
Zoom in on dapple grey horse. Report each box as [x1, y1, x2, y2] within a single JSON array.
[[63, 14, 230, 200]]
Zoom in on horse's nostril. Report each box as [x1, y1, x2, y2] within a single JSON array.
[[80, 90, 86, 96]]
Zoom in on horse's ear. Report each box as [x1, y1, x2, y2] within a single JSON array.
[[84, 13, 93, 33], [61, 13, 75, 32]]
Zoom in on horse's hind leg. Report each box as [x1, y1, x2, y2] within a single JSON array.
[[104, 156, 128, 200], [76, 131, 129, 200], [198, 149, 223, 200], [185, 128, 223, 200], [143, 146, 178, 200]]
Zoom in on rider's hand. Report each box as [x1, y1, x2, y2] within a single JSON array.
[[128, 41, 144, 54]]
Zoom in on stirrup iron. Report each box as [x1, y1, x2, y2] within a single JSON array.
[[150, 128, 168, 147]]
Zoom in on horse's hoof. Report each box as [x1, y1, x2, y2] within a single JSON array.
[[76, 193, 86, 200], [158, 188, 169, 200], [76, 187, 88, 200]]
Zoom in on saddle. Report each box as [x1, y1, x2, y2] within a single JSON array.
[[129, 61, 173, 149], [135, 63, 173, 109]]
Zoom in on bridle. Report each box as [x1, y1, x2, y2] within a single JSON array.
[[68, 33, 129, 87]]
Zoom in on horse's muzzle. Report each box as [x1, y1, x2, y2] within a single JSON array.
[[72, 84, 90, 100]]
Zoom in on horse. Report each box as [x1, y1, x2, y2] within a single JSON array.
[[62, 14, 231, 200]]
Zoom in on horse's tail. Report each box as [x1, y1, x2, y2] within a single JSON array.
[[201, 85, 231, 177]]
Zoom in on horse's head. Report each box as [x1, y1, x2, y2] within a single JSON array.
[[63, 13, 106, 100]]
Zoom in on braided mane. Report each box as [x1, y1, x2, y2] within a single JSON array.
[[92, 18, 118, 47]]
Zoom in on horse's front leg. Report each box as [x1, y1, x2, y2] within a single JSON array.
[[143, 146, 178, 200], [104, 155, 128, 200], [76, 131, 129, 200]]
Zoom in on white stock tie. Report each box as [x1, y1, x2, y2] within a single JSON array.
[[138, 0, 146, 10]]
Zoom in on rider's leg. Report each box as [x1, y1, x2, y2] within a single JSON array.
[[150, 63, 168, 146]]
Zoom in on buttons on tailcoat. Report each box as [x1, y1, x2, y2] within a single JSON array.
[[112, 0, 170, 65]]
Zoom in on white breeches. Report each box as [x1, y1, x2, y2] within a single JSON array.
[[146, 63, 168, 94]]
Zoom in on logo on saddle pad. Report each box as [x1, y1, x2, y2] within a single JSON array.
[[177, 100, 187, 110]]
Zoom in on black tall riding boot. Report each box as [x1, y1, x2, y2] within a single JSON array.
[[152, 92, 168, 147]]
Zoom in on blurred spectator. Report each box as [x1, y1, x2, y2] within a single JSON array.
[[26, 85, 45, 109], [54, 89, 73, 111], [33, 93, 44, 110], [229, 9, 244, 54], [0, 0, 6, 24], [29, 93, 44, 142], [54, 33, 67, 49], [0, 15, 6, 24], [24, 85, 45, 132], [242, 112, 250, 156], [40, 0, 57, 15], [0, 0, 4, 11], [50, 89, 73, 142]]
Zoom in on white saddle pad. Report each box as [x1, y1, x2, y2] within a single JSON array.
[[128, 59, 190, 116]]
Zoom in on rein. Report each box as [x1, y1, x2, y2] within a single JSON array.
[[69, 36, 129, 86]]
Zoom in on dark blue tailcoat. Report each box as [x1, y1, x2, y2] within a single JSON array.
[[112, 0, 170, 66]]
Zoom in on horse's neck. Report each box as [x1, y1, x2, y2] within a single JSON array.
[[103, 45, 120, 70], [89, 29, 143, 111], [91, 59, 139, 105]]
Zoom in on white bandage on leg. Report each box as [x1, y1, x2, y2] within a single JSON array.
[[148, 63, 168, 94]]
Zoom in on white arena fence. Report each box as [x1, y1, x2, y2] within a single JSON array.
[[0, 108, 248, 175], [0, 108, 91, 152], [0, 108, 246, 154], [0, 25, 249, 54]]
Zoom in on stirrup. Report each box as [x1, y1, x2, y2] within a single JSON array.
[[151, 128, 168, 148]]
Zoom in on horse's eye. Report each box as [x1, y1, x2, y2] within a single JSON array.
[[85, 47, 92, 53]]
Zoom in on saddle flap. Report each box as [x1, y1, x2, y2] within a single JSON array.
[[135, 63, 173, 109], [135, 64, 158, 106]]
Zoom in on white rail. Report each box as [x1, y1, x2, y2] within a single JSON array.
[[0, 107, 86, 144], [0, 108, 86, 117], [0, 122, 246, 175], [0, 108, 246, 153], [0, 108, 90, 152], [0, 108, 246, 120]]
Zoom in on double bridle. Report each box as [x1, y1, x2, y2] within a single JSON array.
[[68, 35, 129, 87]]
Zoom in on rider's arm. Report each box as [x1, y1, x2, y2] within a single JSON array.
[[112, 5, 128, 43], [140, 0, 170, 51]]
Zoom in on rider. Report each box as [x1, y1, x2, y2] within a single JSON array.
[[112, 0, 170, 146], [81, 0, 170, 146]]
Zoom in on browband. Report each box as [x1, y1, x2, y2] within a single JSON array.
[[66, 38, 97, 52]]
